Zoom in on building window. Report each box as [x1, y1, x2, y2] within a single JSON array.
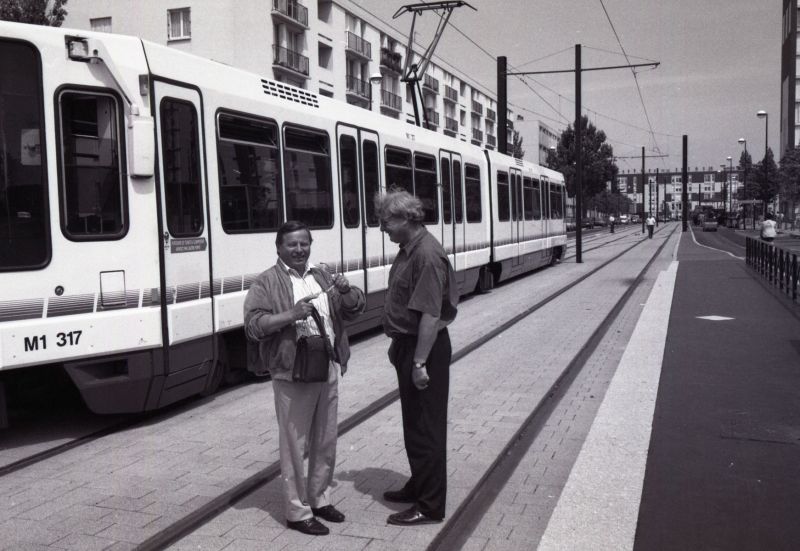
[[90, 17, 112, 33], [318, 42, 332, 69], [167, 8, 191, 41]]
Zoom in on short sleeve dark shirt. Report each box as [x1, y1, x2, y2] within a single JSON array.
[[382, 228, 458, 338]]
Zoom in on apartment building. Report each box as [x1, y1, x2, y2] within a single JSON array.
[[615, 167, 740, 217], [64, 0, 512, 151], [781, 0, 799, 155]]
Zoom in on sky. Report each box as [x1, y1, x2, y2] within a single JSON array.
[[346, 0, 781, 173]]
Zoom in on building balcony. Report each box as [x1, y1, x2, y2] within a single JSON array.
[[471, 100, 483, 116], [271, 0, 308, 29], [345, 31, 372, 60], [425, 108, 439, 129], [471, 128, 483, 144], [443, 85, 458, 104], [487, 133, 496, 147], [346, 74, 371, 102], [272, 45, 309, 77], [444, 116, 458, 137], [486, 108, 496, 121], [423, 74, 439, 95], [380, 89, 402, 112], [380, 47, 402, 74]]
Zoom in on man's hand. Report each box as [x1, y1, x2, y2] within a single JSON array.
[[291, 296, 315, 320], [331, 273, 351, 294], [412, 365, 429, 390]]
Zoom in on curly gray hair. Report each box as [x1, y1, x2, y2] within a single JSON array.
[[374, 186, 424, 223]]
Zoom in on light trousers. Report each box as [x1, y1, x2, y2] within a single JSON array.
[[273, 377, 339, 522]]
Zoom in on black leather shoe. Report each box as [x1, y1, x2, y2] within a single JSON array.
[[387, 506, 442, 526], [383, 488, 416, 503], [311, 505, 345, 523], [287, 517, 329, 535]]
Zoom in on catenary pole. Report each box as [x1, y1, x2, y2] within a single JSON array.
[[682, 135, 688, 232], [575, 44, 582, 263]]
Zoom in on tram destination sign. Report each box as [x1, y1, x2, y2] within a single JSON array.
[[170, 237, 207, 253]]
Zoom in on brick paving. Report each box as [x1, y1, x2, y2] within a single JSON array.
[[0, 225, 670, 550]]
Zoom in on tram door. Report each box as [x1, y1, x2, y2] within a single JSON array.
[[336, 125, 383, 296], [541, 176, 550, 237], [510, 168, 523, 267], [439, 151, 465, 274], [153, 82, 214, 383]]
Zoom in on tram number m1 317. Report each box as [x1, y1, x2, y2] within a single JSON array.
[[24, 330, 83, 352]]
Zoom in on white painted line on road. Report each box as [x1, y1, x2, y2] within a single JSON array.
[[689, 225, 745, 260], [538, 260, 679, 551], [696, 315, 734, 321]]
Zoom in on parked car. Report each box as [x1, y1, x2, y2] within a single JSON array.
[[630, 214, 641, 224], [619, 214, 629, 224], [702, 217, 719, 232]]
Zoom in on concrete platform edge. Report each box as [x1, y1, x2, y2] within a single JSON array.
[[537, 259, 679, 551]]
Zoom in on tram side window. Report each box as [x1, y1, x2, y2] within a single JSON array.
[[59, 91, 126, 239], [363, 140, 379, 227], [464, 163, 482, 223], [531, 178, 542, 219], [414, 153, 438, 224], [497, 171, 510, 222], [385, 147, 412, 194], [0, 40, 49, 269], [441, 159, 451, 224], [523, 177, 534, 220], [339, 135, 359, 228], [161, 99, 203, 236], [217, 113, 281, 233], [453, 160, 463, 223], [284, 127, 332, 228], [550, 185, 563, 218]]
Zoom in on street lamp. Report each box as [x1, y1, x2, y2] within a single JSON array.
[[726, 156, 733, 224], [738, 138, 747, 229], [756, 110, 769, 219]]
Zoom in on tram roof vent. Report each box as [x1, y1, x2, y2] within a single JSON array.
[[515, 158, 524, 166], [261, 79, 319, 108]]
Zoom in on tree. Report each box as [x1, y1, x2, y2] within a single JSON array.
[[738, 148, 754, 199], [586, 188, 632, 215], [0, 0, 69, 27], [545, 115, 618, 206], [779, 146, 800, 222], [511, 130, 524, 160], [751, 148, 779, 213]]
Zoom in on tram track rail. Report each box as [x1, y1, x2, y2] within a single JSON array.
[[138, 223, 677, 550]]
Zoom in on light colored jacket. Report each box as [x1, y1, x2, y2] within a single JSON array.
[[243, 263, 366, 381]]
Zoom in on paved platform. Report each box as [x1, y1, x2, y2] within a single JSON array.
[[540, 228, 800, 550]]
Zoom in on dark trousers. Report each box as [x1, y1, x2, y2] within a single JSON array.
[[647, 225, 654, 238], [389, 328, 451, 519]]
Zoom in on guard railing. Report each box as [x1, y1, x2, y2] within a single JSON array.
[[746, 237, 800, 303]]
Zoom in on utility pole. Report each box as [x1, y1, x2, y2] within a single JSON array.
[[682, 135, 688, 232], [641, 146, 646, 234], [501, 48, 660, 263], [498, 56, 507, 154], [575, 45, 582, 262]]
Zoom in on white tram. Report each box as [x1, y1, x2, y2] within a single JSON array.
[[0, 21, 566, 415]]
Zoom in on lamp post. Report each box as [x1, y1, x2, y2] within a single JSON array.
[[726, 156, 733, 225], [719, 165, 726, 217], [757, 110, 769, 219], [738, 138, 747, 229]]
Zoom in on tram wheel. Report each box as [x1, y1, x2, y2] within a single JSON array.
[[475, 265, 494, 294], [201, 339, 229, 396]]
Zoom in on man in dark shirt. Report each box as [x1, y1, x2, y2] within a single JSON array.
[[376, 188, 458, 526]]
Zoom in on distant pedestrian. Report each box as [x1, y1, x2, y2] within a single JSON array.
[[646, 214, 656, 238], [609, 214, 615, 233], [376, 188, 459, 526], [243, 221, 365, 536], [761, 212, 777, 242]]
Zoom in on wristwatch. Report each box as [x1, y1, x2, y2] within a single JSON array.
[[413, 362, 426, 370]]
